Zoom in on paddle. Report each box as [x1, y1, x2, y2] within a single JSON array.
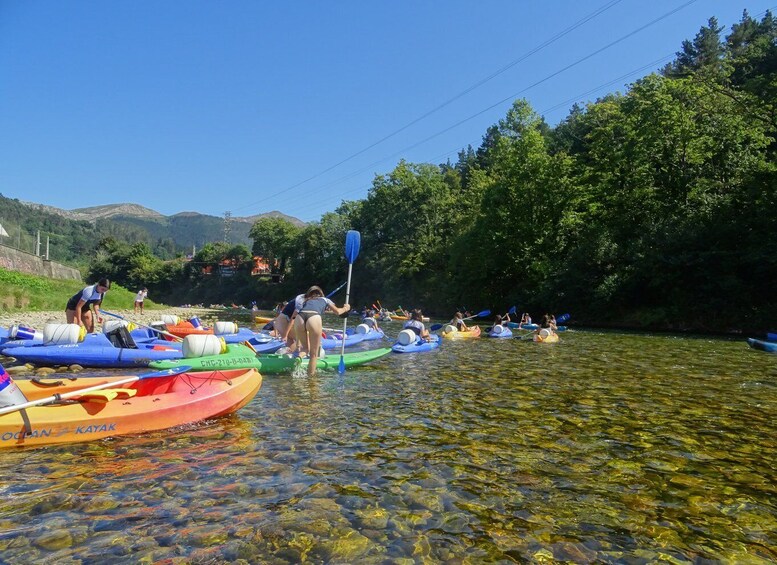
[[508, 306, 517, 315], [0, 366, 192, 417], [430, 309, 491, 332], [556, 313, 571, 324], [102, 310, 184, 342], [326, 281, 347, 299], [339, 230, 361, 374]]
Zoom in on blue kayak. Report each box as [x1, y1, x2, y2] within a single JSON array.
[[346, 328, 385, 342], [487, 326, 513, 338], [506, 322, 566, 332], [1, 332, 183, 367], [321, 332, 366, 350], [748, 338, 777, 353], [506, 322, 540, 331], [392, 334, 441, 353], [248, 339, 285, 354]]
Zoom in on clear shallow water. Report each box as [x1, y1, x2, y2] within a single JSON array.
[[0, 327, 775, 563]]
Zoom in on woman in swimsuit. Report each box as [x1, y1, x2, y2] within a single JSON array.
[[293, 285, 350, 376]]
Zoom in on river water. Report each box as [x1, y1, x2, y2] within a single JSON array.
[[1, 324, 775, 563]]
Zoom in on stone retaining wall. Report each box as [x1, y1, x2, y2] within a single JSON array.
[[0, 243, 82, 281]]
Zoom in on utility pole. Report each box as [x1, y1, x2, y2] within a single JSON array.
[[36, 231, 41, 256], [46, 236, 50, 260], [223, 211, 232, 244]]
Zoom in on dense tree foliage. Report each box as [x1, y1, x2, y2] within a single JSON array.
[[71, 11, 776, 331]]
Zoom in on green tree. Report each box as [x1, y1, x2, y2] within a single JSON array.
[[249, 217, 302, 276]]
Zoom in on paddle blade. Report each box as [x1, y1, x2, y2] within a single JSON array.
[[345, 230, 361, 264], [477, 309, 491, 318], [338, 355, 346, 374], [430, 324, 443, 332], [508, 306, 517, 315], [556, 313, 571, 323]]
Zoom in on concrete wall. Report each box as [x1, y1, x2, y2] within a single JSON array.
[[0, 243, 82, 281]]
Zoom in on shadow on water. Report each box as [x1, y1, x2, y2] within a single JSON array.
[[1, 321, 776, 563]]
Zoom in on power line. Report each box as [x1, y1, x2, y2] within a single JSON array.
[[232, 0, 625, 213], [285, 54, 682, 220], [239, 0, 700, 217]]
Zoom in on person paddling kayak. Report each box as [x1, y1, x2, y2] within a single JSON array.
[[403, 309, 430, 341]]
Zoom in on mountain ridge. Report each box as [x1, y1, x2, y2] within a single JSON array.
[[21, 200, 305, 227]]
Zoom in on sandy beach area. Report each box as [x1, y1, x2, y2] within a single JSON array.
[[0, 307, 233, 332]]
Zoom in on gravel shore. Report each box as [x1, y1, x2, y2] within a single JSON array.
[[0, 307, 231, 331]]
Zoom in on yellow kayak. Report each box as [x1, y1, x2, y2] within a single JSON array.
[[254, 316, 274, 324], [534, 332, 559, 343], [442, 325, 482, 340]]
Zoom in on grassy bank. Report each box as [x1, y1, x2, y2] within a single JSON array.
[[0, 268, 161, 313]]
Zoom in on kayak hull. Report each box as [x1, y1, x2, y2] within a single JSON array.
[[321, 332, 366, 350], [0, 368, 262, 448], [487, 326, 513, 338], [442, 326, 481, 340], [1, 333, 182, 367], [150, 345, 392, 374], [392, 335, 441, 353], [748, 338, 777, 353], [534, 333, 560, 343]]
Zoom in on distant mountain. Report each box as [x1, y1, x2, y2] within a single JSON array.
[[2, 195, 305, 262], [72, 203, 165, 220]]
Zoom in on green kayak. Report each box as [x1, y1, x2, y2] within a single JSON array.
[[149, 345, 392, 374]]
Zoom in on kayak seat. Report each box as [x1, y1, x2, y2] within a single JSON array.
[[106, 326, 138, 349], [78, 388, 138, 403]]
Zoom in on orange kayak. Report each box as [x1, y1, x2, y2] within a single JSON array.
[[442, 325, 482, 340], [0, 368, 262, 448], [165, 321, 212, 338]]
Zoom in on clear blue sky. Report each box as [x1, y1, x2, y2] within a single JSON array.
[[0, 1, 772, 223]]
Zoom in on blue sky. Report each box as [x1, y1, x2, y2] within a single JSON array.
[[0, 1, 772, 223]]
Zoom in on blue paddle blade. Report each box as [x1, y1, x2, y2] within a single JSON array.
[[477, 309, 491, 318], [556, 313, 571, 323], [508, 306, 517, 315], [345, 230, 361, 264], [338, 356, 345, 374], [430, 324, 443, 331], [139, 366, 193, 379]]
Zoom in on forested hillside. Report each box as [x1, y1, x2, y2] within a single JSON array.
[[18, 11, 777, 332], [0, 195, 302, 269], [236, 11, 775, 332]]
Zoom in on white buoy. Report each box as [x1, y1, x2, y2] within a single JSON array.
[[355, 323, 370, 334], [103, 320, 129, 334], [397, 329, 417, 346], [43, 323, 85, 345], [213, 321, 238, 335], [182, 335, 226, 358], [161, 314, 180, 326]]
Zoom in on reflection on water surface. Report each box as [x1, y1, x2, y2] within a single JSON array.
[[1, 328, 775, 563]]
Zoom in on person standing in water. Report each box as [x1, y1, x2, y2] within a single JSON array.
[[293, 285, 350, 376]]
